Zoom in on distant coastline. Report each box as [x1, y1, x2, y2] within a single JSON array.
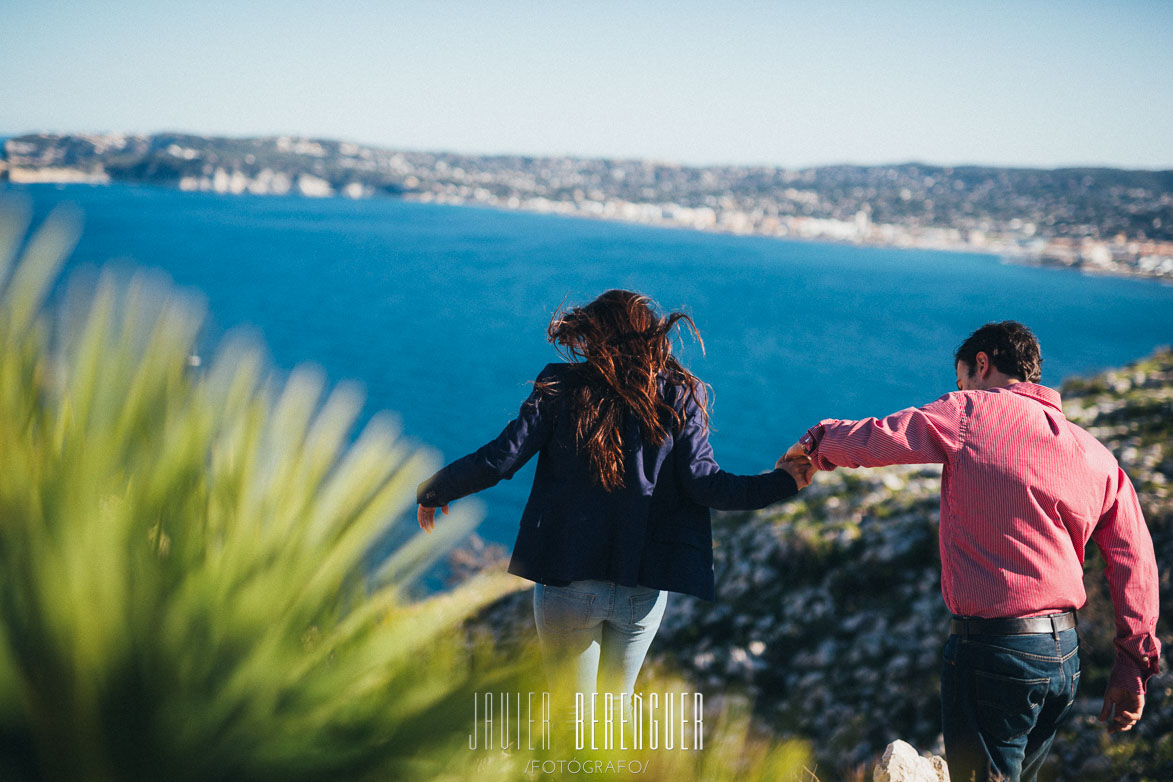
[[4, 132, 1171, 282], [395, 187, 1173, 284]]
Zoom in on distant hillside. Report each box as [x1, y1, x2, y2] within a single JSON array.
[[4, 132, 1172, 280], [457, 349, 1173, 781]]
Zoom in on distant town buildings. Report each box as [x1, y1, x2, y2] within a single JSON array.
[[3, 133, 1171, 281]]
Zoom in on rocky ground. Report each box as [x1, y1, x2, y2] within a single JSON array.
[[454, 348, 1173, 781]]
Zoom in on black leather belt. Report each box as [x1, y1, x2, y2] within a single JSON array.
[[950, 611, 1077, 636]]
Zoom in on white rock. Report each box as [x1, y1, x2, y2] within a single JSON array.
[[874, 739, 950, 782]]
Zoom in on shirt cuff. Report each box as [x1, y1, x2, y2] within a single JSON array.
[[1109, 651, 1160, 694], [802, 422, 836, 471]]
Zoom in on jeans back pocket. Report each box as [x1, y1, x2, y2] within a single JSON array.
[[539, 585, 597, 633], [628, 590, 665, 627], [973, 669, 1051, 742]]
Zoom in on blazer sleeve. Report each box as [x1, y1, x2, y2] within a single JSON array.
[[672, 383, 798, 510], [417, 366, 558, 507]]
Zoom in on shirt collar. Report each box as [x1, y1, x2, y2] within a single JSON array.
[[1002, 382, 1063, 411]]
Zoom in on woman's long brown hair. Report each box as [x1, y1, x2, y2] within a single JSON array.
[[538, 290, 709, 491]]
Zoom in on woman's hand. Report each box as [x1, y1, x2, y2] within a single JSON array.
[[417, 503, 449, 533], [775, 452, 815, 489]]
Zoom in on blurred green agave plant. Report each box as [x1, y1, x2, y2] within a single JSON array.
[[0, 203, 528, 782], [0, 201, 815, 782]]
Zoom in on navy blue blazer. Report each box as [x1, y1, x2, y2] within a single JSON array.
[[416, 362, 798, 600]]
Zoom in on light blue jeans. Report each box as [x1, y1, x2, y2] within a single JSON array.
[[533, 580, 667, 729]]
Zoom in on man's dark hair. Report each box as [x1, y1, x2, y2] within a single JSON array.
[[954, 321, 1042, 383]]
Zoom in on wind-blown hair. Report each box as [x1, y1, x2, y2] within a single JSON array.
[[538, 290, 709, 491]]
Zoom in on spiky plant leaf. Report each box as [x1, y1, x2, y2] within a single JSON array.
[[0, 200, 814, 782]]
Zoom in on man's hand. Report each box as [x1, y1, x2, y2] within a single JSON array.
[[417, 503, 449, 534], [1099, 687, 1144, 734], [775, 452, 815, 489], [784, 440, 808, 463]]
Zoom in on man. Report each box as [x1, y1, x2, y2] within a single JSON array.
[[784, 321, 1161, 782]]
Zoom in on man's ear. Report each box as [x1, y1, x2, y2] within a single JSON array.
[[974, 351, 991, 378]]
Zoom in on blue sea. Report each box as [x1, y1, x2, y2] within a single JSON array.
[[7, 183, 1173, 553]]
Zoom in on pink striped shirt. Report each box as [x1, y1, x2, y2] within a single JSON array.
[[804, 382, 1161, 693]]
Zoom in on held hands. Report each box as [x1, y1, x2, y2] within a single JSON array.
[[784, 440, 809, 464], [1099, 687, 1144, 734], [776, 448, 815, 489], [417, 503, 449, 534]]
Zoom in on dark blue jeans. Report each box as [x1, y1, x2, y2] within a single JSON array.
[[941, 627, 1080, 782]]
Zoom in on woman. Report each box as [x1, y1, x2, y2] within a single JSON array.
[[416, 290, 809, 719]]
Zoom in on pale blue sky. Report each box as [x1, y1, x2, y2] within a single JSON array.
[[3, 0, 1171, 168]]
